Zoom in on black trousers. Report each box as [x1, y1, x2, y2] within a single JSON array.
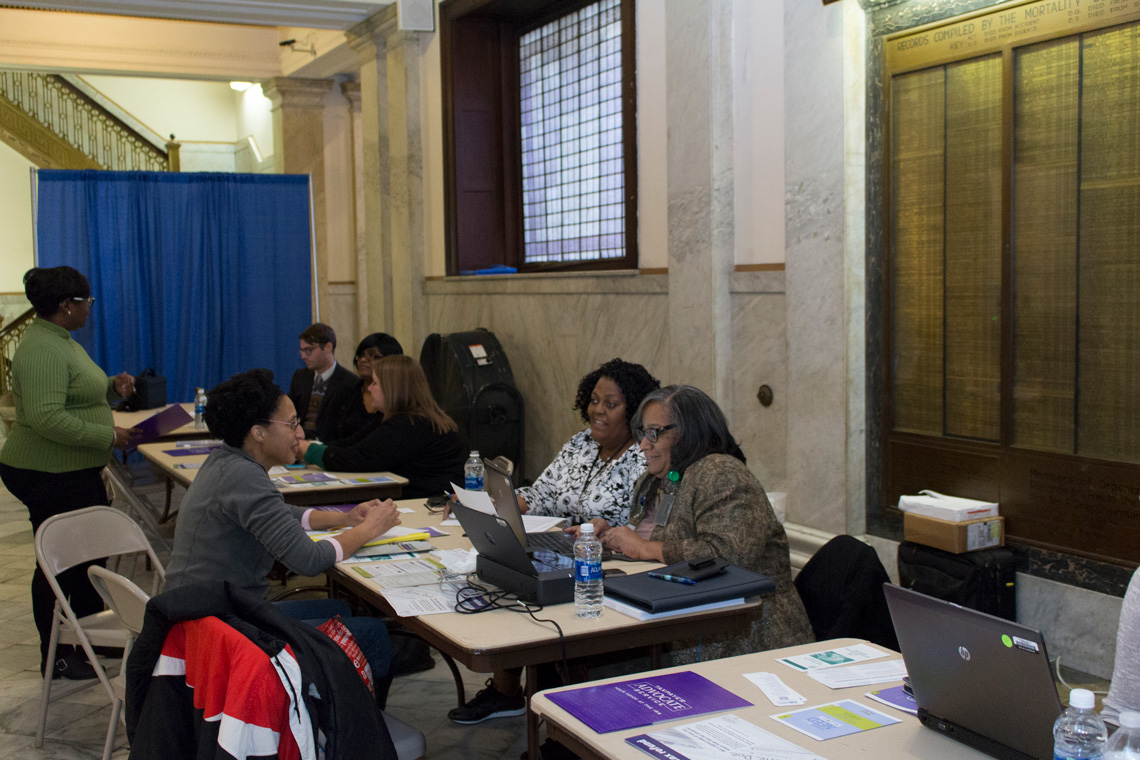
[[0, 463, 108, 671]]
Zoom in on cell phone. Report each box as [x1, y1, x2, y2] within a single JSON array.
[[602, 568, 626, 577], [681, 557, 729, 582]]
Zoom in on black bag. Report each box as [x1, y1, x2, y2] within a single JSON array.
[[897, 541, 1016, 621], [118, 368, 167, 411]]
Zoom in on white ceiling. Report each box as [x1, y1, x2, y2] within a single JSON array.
[[0, 0, 394, 30]]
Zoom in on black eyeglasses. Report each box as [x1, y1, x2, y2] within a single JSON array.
[[69, 297, 95, 307], [259, 417, 301, 431], [299, 346, 318, 356], [634, 424, 676, 443]]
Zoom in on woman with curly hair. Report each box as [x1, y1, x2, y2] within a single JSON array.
[[447, 358, 659, 726], [516, 358, 661, 535], [165, 369, 400, 700]]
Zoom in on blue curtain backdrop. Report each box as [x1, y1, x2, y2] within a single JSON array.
[[35, 170, 313, 404]]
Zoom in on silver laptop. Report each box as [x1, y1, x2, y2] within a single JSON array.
[[884, 584, 1063, 760], [482, 457, 606, 559]]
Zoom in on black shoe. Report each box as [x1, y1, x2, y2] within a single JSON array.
[[52, 651, 97, 680], [447, 679, 526, 724]]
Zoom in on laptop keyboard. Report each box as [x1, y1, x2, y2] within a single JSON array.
[[526, 531, 576, 555], [526, 531, 614, 560]]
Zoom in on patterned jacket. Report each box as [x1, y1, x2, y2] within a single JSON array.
[[629, 453, 814, 661]]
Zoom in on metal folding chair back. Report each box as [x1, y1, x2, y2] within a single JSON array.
[[87, 566, 152, 760], [33, 506, 165, 749]]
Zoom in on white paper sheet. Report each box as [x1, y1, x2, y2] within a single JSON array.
[[378, 582, 473, 616], [775, 643, 887, 672], [627, 714, 822, 760], [744, 671, 807, 706], [451, 482, 495, 514], [806, 659, 908, 689]]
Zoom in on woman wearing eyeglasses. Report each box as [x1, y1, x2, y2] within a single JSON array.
[[602, 385, 813, 661], [299, 355, 467, 499], [337, 332, 404, 439], [0, 267, 139, 681], [165, 369, 399, 701]]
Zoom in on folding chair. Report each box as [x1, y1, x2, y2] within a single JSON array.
[[88, 566, 153, 760], [33, 506, 165, 748]]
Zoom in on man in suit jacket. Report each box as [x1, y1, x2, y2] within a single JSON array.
[[288, 323, 359, 442]]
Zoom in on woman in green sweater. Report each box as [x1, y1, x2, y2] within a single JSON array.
[[0, 267, 137, 680]]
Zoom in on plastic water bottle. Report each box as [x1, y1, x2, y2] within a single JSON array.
[[464, 451, 484, 491], [1054, 689, 1107, 760], [1106, 711, 1140, 759], [193, 387, 208, 430], [573, 523, 603, 618]]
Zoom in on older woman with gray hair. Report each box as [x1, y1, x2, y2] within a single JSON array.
[[602, 384, 813, 660]]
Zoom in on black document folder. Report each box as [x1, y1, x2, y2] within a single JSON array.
[[604, 561, 775, 613]]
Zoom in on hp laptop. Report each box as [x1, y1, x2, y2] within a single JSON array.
[[884, 584, 1063, 760], [450, 502, 574, 605], [483, 458, 613, 559]]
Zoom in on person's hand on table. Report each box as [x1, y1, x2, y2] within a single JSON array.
[[358, 499, 400, 540], [112, 372, 135, 398], [346, 498, 391, 525], [565, 517, 609, 539], [112, 426, 139, 449], [602, 525, 664, 561]]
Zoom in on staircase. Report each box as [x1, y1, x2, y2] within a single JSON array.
[[0, 71, 178, 171]]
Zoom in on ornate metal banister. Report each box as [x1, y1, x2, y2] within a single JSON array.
[[1, 308, 35, 398], [0, 71, 171, 171]]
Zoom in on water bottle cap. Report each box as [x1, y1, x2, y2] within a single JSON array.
[[1069, 689, 1095, 710], [470, 451, 479, 457], [579, 523, 594, 534], [1119, 711, 1140, 729]]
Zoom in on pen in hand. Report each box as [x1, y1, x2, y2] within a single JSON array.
[[647, 572, 696, 585]]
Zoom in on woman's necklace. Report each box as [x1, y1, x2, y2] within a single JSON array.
[[578, 434, 633, 506]]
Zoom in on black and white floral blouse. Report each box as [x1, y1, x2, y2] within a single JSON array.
[[518, 430, 646, 526]]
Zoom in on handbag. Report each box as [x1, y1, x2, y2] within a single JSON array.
[[118, 368, 167, 411]]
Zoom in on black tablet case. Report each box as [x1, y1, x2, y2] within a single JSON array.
[[604, 561, 775, 613]]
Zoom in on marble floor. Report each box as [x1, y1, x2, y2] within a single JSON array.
[[0, 473, 531, 760]]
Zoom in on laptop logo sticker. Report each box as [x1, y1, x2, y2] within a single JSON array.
[[1012, 636, 1040, 653], [1002, 635, 1013, 648], [958, 646, 971, 662]]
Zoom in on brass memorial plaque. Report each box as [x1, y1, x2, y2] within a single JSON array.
[[887, 0, 1140, 71]]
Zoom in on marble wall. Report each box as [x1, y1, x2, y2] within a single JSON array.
[[423, 271, 788, 490]]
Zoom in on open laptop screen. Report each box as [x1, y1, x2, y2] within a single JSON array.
[[884, 584, 1062, 760]]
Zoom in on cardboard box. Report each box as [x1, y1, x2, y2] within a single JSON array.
[[904, 512, 1004, 554], [898, 490, 999, 523]]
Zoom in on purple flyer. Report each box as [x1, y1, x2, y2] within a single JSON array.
[[546, 671, 752, 734], [164, 446, 218, 456]]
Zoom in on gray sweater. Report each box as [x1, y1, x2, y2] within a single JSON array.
[[1104, 567, 1140, 726], [165, 444, 336, 598]]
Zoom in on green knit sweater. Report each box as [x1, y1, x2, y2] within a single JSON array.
[[0, 317, 116, 473]]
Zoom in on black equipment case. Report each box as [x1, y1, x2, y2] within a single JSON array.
[[419, 329, 524, 473], [897, 540, 1017, 621]]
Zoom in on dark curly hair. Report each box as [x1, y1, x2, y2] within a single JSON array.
[[203, 369, 285, 447], [573, 359, 660, 427]]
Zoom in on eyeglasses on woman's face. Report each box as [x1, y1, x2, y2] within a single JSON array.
[[69, 296, 95, 308], [633, 423, 677, 444], [259, 416, 301, 431]]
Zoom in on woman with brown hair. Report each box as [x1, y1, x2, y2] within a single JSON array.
[[299, 355, 467, 498]]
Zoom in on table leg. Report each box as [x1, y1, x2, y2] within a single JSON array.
[[161, 477, 174, 521], [525, 663, 541, 760]]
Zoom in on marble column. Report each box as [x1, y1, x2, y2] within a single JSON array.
[[341, 81, 369, 339], [346, 6, 429, 353], [783, 0, 849, 533], [262, 76, 335, 320], [664, 0, 735, 405], [346, 9, 394, 340]]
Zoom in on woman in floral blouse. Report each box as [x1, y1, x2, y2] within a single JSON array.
[[517, 358, 661, 535], [447, 357, 660, 726]]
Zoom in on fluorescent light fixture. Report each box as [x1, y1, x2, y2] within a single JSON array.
[[230, 81, 253, 92]]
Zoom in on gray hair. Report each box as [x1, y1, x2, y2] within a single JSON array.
[[632, 385, 745, 474]]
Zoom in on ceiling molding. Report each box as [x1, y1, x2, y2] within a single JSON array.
[[0, 0, 394, 30]]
